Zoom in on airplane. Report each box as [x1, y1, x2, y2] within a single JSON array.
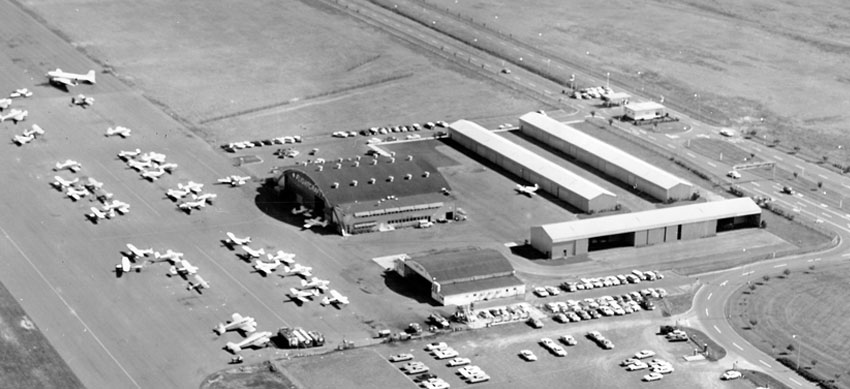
[[299, 277, 330, 292], [87, 206, 114, 222], [178, 181, 203, 194], [0, 98, 11, 110], [125, 243, 154, 259], [166, 188, 192, 201], [139, 151, 166, 164], [291, 205, 309, 215], [187, 274, 210, 292], [114, 256, 145, 277], [54, 159, 82, 173], [154, 249, 184, 263], [169, 259, 198, 276], [83, 177, 104, 191], [214, 313, 257, 336], [103, 200, 130, 215], [127, 159, 154, 171], [266, 250, 296, 264], [91, 188, 114, 203], [241, 245, 265, 259], [280, 263, 313, 278], [10, 88, 32, 98], [12, 133, 35, 146], [23, 124, 45, 137], [178, 199, 206, 213], [105, 126, 131, 138], [515, 183, 539, 197], [117, 148, 141, 161], [225, 330, 272, 353], [159, 162, 178, 173], [46, 68, 96, 87], [321, 289, 350, 307], [0, 109, 28, 123], [52, 176, 79, 190], [303, 217, 329, 229], [140, 167, 166, 181], [71, 94, 95, 107], [217, 175, 251, 187], [194, 193, 217, 204], [253, 258, 282, 276], [66, 186, 90, 201], [224, 232, 251, 247], [287, 287, 320, 303]]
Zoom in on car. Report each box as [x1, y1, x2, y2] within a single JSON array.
[[642, 300, 656, 310], [519, 350, 537, 361], [458, 365, 484, 378], [425, 342, 449, 351], [601, 339, 615, 349], [550, 345, 567, 357], [540, 337, 557, 349], [422, 378, 450, 389], [651, 364, 674, 374], [626, 361, 648, 371], [405, 364, 429, 375], [533, 287, 549, 297], [781, 186, 794, 195], [643, 372, 664, 382], [413, 373, 438, 383], [722, 370, 743, 380], [553, 313, 568, 323], [433, 348, 459, 360], [544, 286, 561, 296], [577, 310, 592, 320], [467, 374, 490, 383], [447, 357, 471, 367], [501, 68, 511, 74], [527, 317, 544, 329], [719, 129, 735, 137], [620, 358, 640, 367], [635, 350, 657, 359], [389, 353, 414, 362], [559, 335, 577, 346], [566, 312, 581, 322]]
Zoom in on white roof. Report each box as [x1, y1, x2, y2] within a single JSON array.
[[604, 92, 631, 100], [537, 198, 761, 243], [624, 101, 666, 111], [520, 112, 690, 191], [449, 120, 615, 201]]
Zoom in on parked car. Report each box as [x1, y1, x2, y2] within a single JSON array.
[[722, 370, 743, 380], [559, 335, 577, 346], [635, 350, 657, 359], [519, 349, 538, 361], [643, 372, 664, 382], [447, 357, 471, 367], [389, 353, 414, 362]]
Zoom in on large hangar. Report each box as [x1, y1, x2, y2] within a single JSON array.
[[530, 198, 762, 259], [279, 155, 457, 235], [519, 112, 693, 202], [394, 249, 525, 306], [449, 119, 617, 213]]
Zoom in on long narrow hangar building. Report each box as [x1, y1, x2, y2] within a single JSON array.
[[530, 198, 762, 259], [519, 112, 693, 202], [449, 119, 617, 213], [279, 155, 456, 235], [394, 249, 526, 306]]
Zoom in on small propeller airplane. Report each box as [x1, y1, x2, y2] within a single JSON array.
[[103, 200, 130, 215], [125, 243, 154, 259], [139, 151, 166, 164], [225, 330, 272, 353], [321, 289, 350, 307], [0, 109, 28, 123], [187, 274, 210, 293], [140, 167, 167, 181], [224, 232, 251, 247], [281, 263, 313, 278], [193, 193, 217, 204], [115, 256, 145, 277], [159, 162, 178, 173], [291, 205, 310, 215], [266, 250, 296, 264], [9, 88, 32, 98], [21, 124, 45, 138], [169, 259, 199, 276], [91, 188, 114, 203], [298, 277, 330, 292], [87, 206, 114, 222], [214, 313, 257, 335], [166, 187, 192, 201], [83, 177, 103, 191], [178, 181, 203, 194], [154, 249, 184, 263], [13, 133, 35, 146], [126, 159, 154, 171], [52, 176, 79, 190], [287, 287, 320, 303], [46, 68, 96, 87], [515, 183, 539, 197], [66, 186, 90, 201], [117, 148, 141, 161], [71, 94, 94, 108], [105, 126, 132, 138], [217, 175, 251, 187], [178, 198, 206, 213], [253, 258, 282, 276], [0, 98, 11, 110], [303, 217, 329, 229], [240, 245, 265, 259], [54, 159, 82, 173]]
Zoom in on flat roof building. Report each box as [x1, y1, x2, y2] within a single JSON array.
[[519, 112, 693, 202], [624, 101, 667, 121], [449, 119, 617, 213]]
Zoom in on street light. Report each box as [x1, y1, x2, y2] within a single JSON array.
[[637, 71, 644, 91], [695, 93, 701, 119], [792, 334, 801, 369], [606, 72, 610, 88]]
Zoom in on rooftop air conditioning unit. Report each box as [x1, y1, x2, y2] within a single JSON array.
[[317, 165, 324, 171], [423, 171, 430, 178], [404, 174, 412, 180], [388, 175, 394, 182], [406, 155, 413, 161], [354, 161, 360, 167], [334, 163, 342, 169], [351, 180, 358, 186], [368, 178, 376, 184], [331, 182, 339, 188]]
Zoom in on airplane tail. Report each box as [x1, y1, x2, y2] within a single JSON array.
[[225, 342, 241, 353], [84, 70, 96, 84]]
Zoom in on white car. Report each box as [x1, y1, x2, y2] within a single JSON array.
[[544, 286, 560, 296], [533, 287, 549, 297], [634, 350, 657, 359], [727, 170, 741, 179], [540, 338, 557, 349], [405, 364, 429, 375], [447, 357, 471, 367], [433, 348, 459, 360], [467, 374, 490, 383], [651, 364, 674, 374], [626, 361, 649, 371], [458, 365, 484, 379], [643, 372, 664, 382], [519, 350, 537, 361], [722, 370, 743, 380], [422, 378, 450, 389], [550, 345, 567, 357], [389, 353, 414, 362], [559, 335, 577, 346], [425, 342, 449, 351]]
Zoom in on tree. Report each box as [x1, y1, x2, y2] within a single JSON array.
[[783, 268, 791, 277], [748, 284, 756, 291], [760, 220, 767, 229], [793, 172, 798, 179], [794, 145, 801, 153], [811, 359, 818, 368], [590, 110, 596, 117], [818, 181, 823, 188], [749, 318, 758, 327], [823, 155, 829, 163]]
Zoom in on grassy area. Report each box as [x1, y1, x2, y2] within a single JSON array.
[[742, 370, 791, 389], [201, 360, 297, 389], [686, 138, 763, 165], [727, 263, 850, 388], [679, 326, 726, 362], [0, 282, 84, 389]]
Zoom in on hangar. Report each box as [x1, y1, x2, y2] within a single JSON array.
[[519, 112, 693, 202], [394, 249, 526, 306], [449, 119, 617, 213], [279, 155, 457, 235], [530, 198, 762, 259]]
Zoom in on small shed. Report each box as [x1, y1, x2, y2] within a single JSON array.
[[624, 101, 666, 121]]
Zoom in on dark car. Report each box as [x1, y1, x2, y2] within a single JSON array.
[[414, 373, 438, 383]]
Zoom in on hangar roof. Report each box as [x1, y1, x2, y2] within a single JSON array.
[[535, 198, 762, 243], [520, 112, 691, 191], [409, 248, 515, 284], [449, 120, 615, 201]]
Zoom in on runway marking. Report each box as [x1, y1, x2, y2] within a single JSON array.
[[842, 252, 850, 257], [732, 342, 743, 351], [819, 174, 828, 179], [790, 377, 802, 386], [666, 143, 676, 149], [773, 264, 787, 268], [707, 162, 717, 167], [712, 324, 720, 333], [195, 246, 290, 327], [686, 152, 696, 158], [742, 271, 754, 276], [528, 82, 536, 87], [0, 226, 141, 388], [759, 360, 771, 368], [751, 182, 760, 187], [822, 212, 833, 218], [795, 164, 804, 170], [647, 135, 656, 140], [774, 155, 783, 161], [705, 308, 709, 316], [707, 293, 712, 300]]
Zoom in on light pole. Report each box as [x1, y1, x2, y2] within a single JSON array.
[[793, 334, 801, 369], [606, 72, 610, 88], [637, 71, 644, 91], [695, 93, 701, 119]]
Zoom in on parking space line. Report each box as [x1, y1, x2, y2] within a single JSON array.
[[822, 212, 833, 218], [707, 162, 717, 167], [795, 164, 805, 170], [759, 360, 771, 368], [707, 292, 712, 301], [686, 152, 696, 158], [712, 325, 721, 333], [774, 155, 783, 161], [666, 143, 676, 149], [732, 342, 743, 351], [528, 82, 536, 87], [647, 135, 656, 140], [819, 174, 828, 179], [773, 264, 787, 268]]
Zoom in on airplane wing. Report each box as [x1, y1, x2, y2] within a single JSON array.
[[231, 313, 243, 322], [51, 77, 76, 87], [121, 257, 131, 272], [241, 323, 256, 333]]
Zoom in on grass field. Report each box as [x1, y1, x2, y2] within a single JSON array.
[[727, 263, 850, 388]]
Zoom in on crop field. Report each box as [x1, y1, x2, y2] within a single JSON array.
[[727, 263, 850, 388]]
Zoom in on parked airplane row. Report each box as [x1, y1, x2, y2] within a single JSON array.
[[165, 181, 216, 214], [50, 162, 132, 223], [118, 148, 178, 181], [114, 244, 211, 292]]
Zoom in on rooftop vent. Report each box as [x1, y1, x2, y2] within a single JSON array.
[[351, 180, 358, 186], [334, 163, 342, 169], [317, 165, 324, 171], [368, 178, 376, 184], [389, 158, 395, 163], [423, 171, 430, 178], [331, 182, 339, 188], [388, 175, 394, 182], [406, 155, 413, 161], [371, 159, 378, 165], [353, 161, 360, 167], [404, 174, 412, 180]]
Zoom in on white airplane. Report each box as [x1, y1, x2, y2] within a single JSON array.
[[303, 217, 329, 229], [66, 186, 89, 201], [87, 206, 114, 222], [287, 287, 319, 303], [281, 263, 313, 278], [105, 126, 132, 138], [291, 205, 309, 215], [91, 188, 114, 203], [178, 181, 203, 194], [46, 68, 96, 87], [23, 124, 45, 137], [267, 250, 296, 264], [83, 177, 103, 191], [0, 109, 28, 123], [71, 94, 95, 107], [159, 162, 178, 173], [117, 148, 141, 161], [194, 193, 217, 204], [139, 151, 166, 164], [141, 167, 167, 181], [321, 289, 350, 307], [299, 277, 330, 292], [225, 330, 272, 353], [154, 249, 184, 263], [187, 274, 210, 292], [515, 183, 539, 197], [241, 246, 265, 259], [104, 200, 130, 215], [166, 188, 191, 201], [12, 133, 35, 146], [0, 98, 11, 110], [10, 88, 32, 98], [54, 159, 81, 173], [127, 159, 154, 171], [52, 176, 79, 190], [115, 256, 144, 276], [225, 232, 251, 246], [214, 313, 257, 335], [217, 175, 251, 187], [125, 243, 154, 259], [169, 259, 198, 276], [178, 199, 206, 213], [253, 258, 282, 276]]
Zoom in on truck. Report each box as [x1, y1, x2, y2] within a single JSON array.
[[277, 327, 325, 348], [428, 313, 450, 329]]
